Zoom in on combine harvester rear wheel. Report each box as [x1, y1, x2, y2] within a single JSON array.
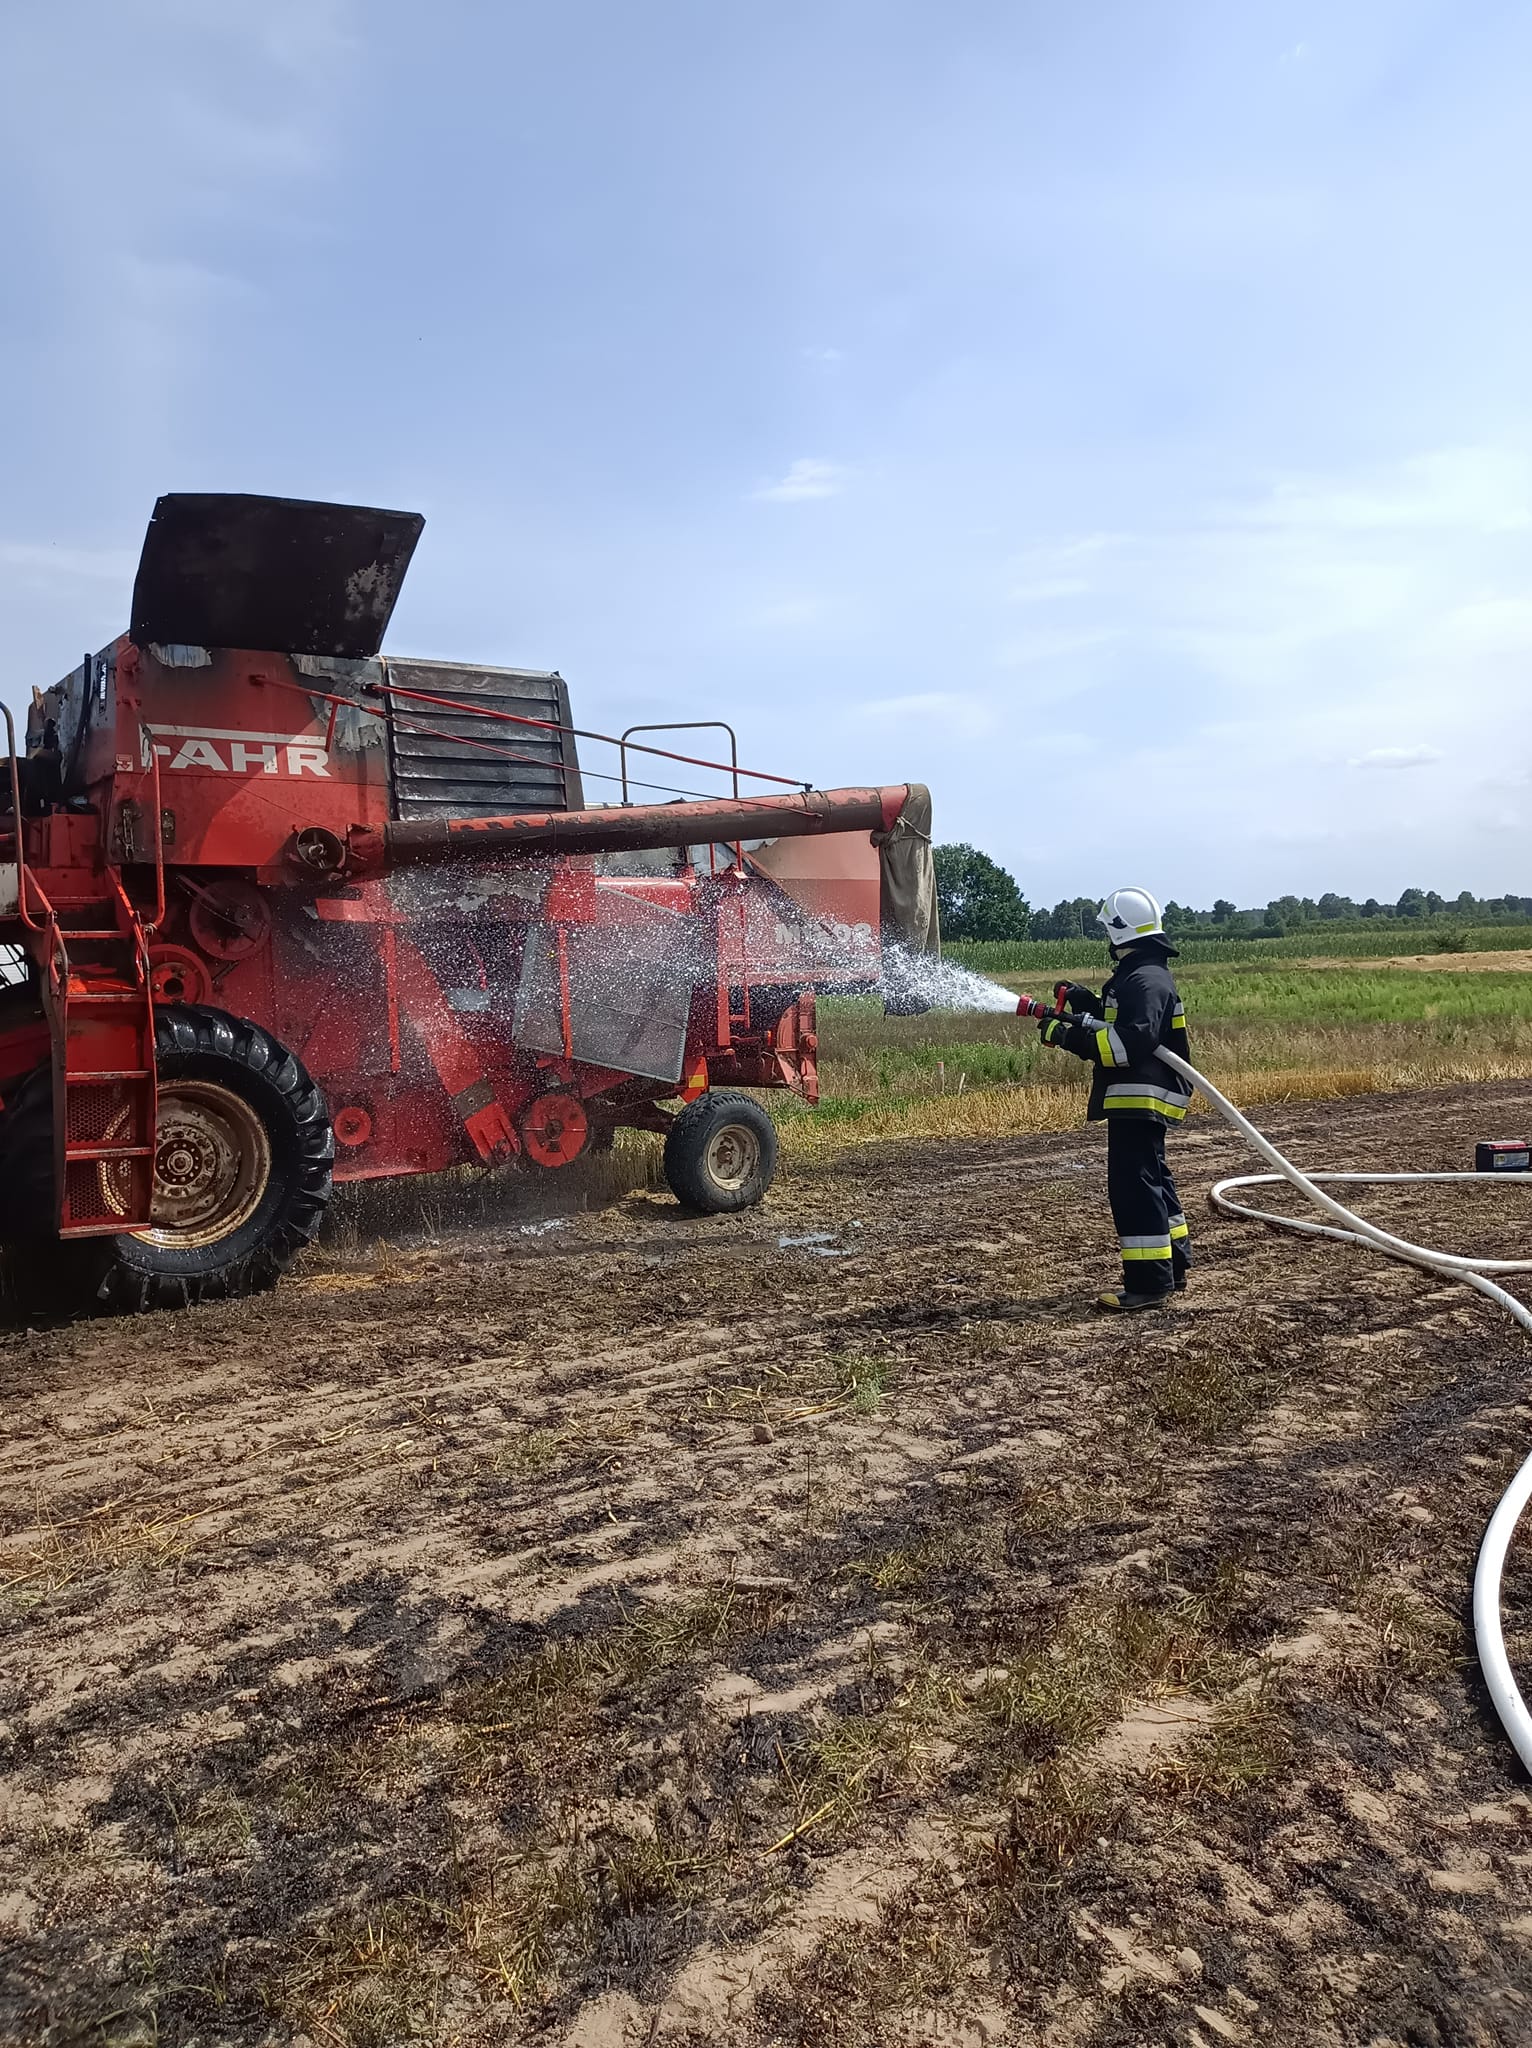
[[663, 1091, 778, 1213]]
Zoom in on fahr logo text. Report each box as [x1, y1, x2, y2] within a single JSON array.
[[143, 726, 330, 777]]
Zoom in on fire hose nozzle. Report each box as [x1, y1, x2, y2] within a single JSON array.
[[1018, 986, 1072, 1019]]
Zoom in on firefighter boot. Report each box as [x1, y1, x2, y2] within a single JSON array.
[[1094, 1287, 1173, 1313]]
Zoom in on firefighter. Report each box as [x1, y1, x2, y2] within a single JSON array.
[[1035, 887, 1192, 1310]]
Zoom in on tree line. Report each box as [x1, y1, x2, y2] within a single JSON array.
[[932, 844, 1532, 943]]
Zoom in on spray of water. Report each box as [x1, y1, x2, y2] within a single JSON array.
[[876, 943, 1021, 1015], [390, 862, 1031, 1054], [786, 915, 1022, 1015]]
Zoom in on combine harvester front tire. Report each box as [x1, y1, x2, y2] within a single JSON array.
[[663, 1091, 778, 1214], [0, 1006, 333, 1313]]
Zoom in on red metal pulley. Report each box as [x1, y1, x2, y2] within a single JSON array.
[[187, 878, 272, 961], [148, 945, 213, 1006], [519, 1090, 589, 1169]]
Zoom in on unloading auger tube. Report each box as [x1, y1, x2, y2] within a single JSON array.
[[351, 784, 912, 868], [1152, 1044, 1532, 1775]]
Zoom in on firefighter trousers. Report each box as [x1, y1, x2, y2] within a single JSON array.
[[1105, 1117, 1190, 1296]]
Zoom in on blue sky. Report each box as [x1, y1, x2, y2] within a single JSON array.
[[3, 1, 1530, 909]]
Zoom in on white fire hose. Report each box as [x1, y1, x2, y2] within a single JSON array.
[[1153, 1046, 1532, 1776]]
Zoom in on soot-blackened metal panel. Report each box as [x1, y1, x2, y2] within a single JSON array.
[[131, 495, 423, 658], [513, 891, 698, 1084], [385, 661, 585, 820]]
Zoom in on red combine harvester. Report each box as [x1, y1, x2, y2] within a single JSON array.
[[0, 496, 934, 1312]]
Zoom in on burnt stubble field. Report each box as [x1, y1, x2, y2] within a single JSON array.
[[5, 1083, 1532, 2047]]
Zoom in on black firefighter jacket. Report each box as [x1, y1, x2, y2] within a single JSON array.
[[1039, 945, 1191, 1126]]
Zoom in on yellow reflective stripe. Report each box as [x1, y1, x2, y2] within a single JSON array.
[[1122, 1244, 1174, 1261], [1104, 1003, 1118, 1021], [1096, 1028, 1116, 1067], [1103, 1096, 1189, 1119], [1169, 1221, 1190, 1240], [1171, 1014, 1187, 1029], [1134, 921, 1157, 934]]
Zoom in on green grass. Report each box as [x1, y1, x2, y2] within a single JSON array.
[[1178, 962, 1532, 1026], [810, 965, 1532, 1104], [766, 957, 1532, 1158], [947, 922, 1532, 971]]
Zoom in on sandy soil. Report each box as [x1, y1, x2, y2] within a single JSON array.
[[4, 1082, 1532, 2047]]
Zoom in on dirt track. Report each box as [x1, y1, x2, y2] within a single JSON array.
[[5, 1083, 1532, 2047]]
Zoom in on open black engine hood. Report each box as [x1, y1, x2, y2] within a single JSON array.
[[130, 493, 424, 658]]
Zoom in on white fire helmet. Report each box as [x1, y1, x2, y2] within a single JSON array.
[[1097, 887, 1164, 943]]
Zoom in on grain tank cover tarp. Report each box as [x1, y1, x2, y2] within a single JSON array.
[[131, 494, 424, 659], [874, 783, 939, 953]]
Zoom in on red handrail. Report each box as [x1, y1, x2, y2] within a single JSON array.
[[366, 678, 808, 791], [0, 704, 41, 933], [252, 670, 800, 805], [143, 747, 166, 935], [386, 705, 732, 805], [619, 722, 740, 803]]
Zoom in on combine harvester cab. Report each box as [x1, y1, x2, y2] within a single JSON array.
[[0, 494, 935, 1312]]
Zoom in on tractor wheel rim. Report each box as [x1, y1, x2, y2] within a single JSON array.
[[132, 1081, 272, 1249], [704, 1122, 760, 1192]]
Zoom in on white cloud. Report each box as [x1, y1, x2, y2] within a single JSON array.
[[979, 447, 1532, 897], [996, 626, 1120, 668], [1030, 730, 1092, 758], [1007, 449, 1532, 707], [120, 254, 256, 305], [159, 92, 328, 180], [1242, 447, 1532, 536], [750, 459, 847, 503], [1428, 596, 1532, 656], [1349, 745, 1444, 770], [144, 0, 356, 82], [0, 541, 136, 587], [1008, 576, 1090, 604], [747, 596, 826, 628], [857, 690, 996, 740]]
